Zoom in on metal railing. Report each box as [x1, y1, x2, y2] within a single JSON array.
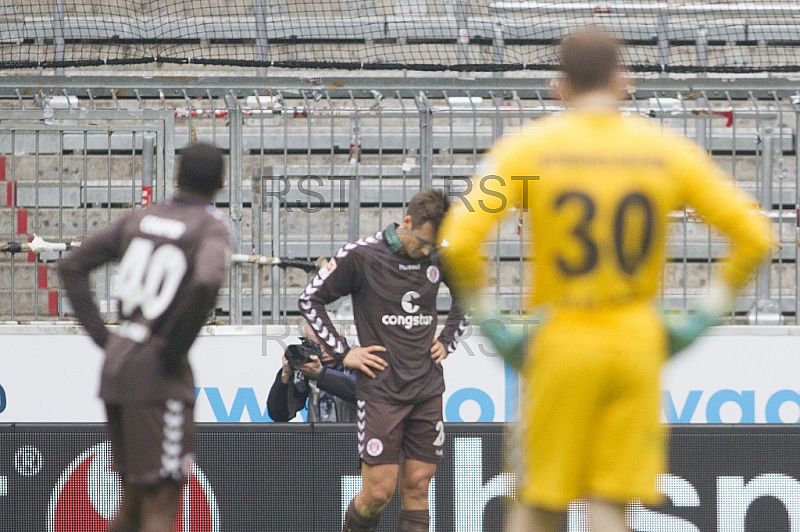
[[0, 79, 796, 325]]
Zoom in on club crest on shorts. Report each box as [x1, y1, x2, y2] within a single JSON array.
[[426, 265, 440, 283], [366, 438, 384, 457]]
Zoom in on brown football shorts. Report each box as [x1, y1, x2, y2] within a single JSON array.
[[105, 400, 195, 485], [357, 395, 445, 465]]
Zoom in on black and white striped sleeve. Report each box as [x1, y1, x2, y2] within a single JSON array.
[[298, 244, 362, 361], [438, 296, 468, 357]]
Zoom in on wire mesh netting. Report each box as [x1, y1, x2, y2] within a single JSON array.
[[5, 1, 800, 72]]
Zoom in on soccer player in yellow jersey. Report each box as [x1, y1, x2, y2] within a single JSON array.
[[438, 28, 775, 532]]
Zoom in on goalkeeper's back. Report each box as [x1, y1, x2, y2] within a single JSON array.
[[437, 27, 777, 531], [449, 110, 773, 313]]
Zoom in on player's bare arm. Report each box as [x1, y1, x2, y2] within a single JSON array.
[[343, 345, 388, 378]]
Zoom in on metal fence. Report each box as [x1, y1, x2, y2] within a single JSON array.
[[0, 78, 796, 325]]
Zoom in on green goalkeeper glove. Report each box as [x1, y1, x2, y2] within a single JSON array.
[[660, 282, 734, 356], [480, 317, 529, 370], [475, 307, 546, 371], [661, 309, 720, 356]]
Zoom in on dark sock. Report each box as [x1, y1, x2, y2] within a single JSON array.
[[397, 508, 430, 532], [108, 521, 138, 532], [342, 499, 381, 532]]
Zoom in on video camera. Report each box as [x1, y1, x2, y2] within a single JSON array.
[[285, 337, 322, 368]]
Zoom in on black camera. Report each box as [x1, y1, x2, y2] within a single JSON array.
[[285, 338, 322, 368]]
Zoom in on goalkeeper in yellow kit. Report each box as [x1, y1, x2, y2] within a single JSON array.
[[439, 28, 775, 532]]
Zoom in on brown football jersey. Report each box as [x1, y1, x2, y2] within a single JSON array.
[[59, 193, 234, 403], [299, 224, 466, 405]]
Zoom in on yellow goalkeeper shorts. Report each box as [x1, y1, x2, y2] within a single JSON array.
[[514, 306, 668, 510]]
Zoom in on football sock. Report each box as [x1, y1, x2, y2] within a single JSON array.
[[108, 522, 138, 532], [396, 508, 430, 532], [342, 499, 381, 532]]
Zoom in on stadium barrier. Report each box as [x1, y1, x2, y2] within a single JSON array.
[[1, 423, 799, 531], [0, 79, 797, 324]]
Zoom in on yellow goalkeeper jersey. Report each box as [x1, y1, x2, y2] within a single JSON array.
[[440, 110, 774, 310]]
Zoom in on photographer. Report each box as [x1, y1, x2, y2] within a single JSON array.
[[267, 323, 357, 422]]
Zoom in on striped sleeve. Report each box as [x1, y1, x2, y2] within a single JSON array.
[[298, 240, 367, 360]]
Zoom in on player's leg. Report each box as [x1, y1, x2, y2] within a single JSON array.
[[139, 480, 182, 532], [505, 503, 565, 532], [109, 481, 142, 532], [396, 459, 436, 531], [106, 404, 142, 532], [395, 395, 445, 531], [585, 323, 666, 511], [343, 463, 399, 531], [588, 498, 629, 532], [516, 327, 597, 511], [343, 400, 410, 532], [119, 400, 195, 532]]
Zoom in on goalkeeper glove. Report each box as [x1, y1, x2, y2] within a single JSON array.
[[476, 306, 546, 371], [661, 282, 734, 356], [661, 309, 720, 356], [480, 317, 528, 370]]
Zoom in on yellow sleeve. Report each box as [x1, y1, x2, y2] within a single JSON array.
[[674, 140, 776, 290], [438, 134, 529, 299]]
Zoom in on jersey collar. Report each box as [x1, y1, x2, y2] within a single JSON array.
[[384, 223, 405, 254]]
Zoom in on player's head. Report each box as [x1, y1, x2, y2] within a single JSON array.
[[399, 188, 450, 258], [557, 27, 624, 100], [176, 142, 225, 197]]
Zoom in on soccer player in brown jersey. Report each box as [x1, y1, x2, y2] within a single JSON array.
[[59, 143, 234, 532], [299, 188, 467, 532]]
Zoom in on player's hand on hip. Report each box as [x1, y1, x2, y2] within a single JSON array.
[[430, 338, 446, 364], [343, 345, 388, 378]]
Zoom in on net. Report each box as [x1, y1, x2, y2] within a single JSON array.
[[4, 1, 800, 73]]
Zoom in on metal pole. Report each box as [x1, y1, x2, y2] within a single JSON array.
[[252, 175, 263, 325], [141, 133, 155, 207], [348, 92, 361, 241], [793, 94, 800, 319], [491, 16, 505, 71], [656, 9, 670, 75], [225, 94, 244, 325], [750, 118, 780, 324], [694, 22, 709, 149], [416, 92, 433, 190], [456, 0, 470, 67], [347, 172, 362, 243], [53, 0, 65, 75], [254, 0, 270, 77], [270, 175, 281, 324], [162, 112, 176, 202]]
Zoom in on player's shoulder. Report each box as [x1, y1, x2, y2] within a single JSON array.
[[332, 230, 384, 262], [202, 205, 238, 247], [621, 113, 703, 154], [201, 204, 233, 231], [495, 115, 557, 151]]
